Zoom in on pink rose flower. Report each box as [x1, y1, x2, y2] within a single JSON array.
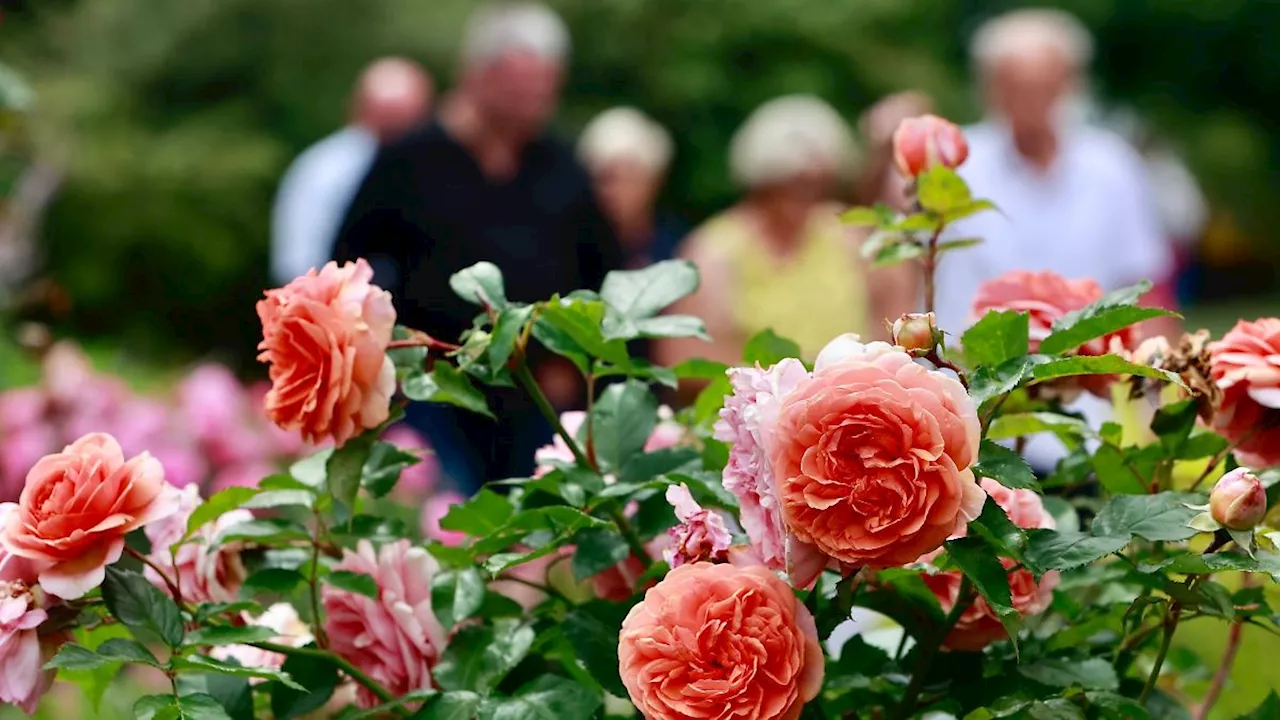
[[663, 484, 731, 568], [924, 560, 1059, 651], [144, 485, 251, 604], [970, 270, 1136, 398], [619, 562, 823, 720], [1, 427, 56, 504], [213, 603, 312, 675], [769, 348, 984, 569], [0, 433, 181, 599], [257, 259, 397, 447], [979, 478, 1056, 531], [0, 577, 52, 714], [211, 461, 276, 493], [383, 425, 439, 498], [1209, 318, 1280, 468], [892, 114, 969, 178], [322, 540, 446, 709], [0, 390, 46, 435], [420, 491, 468, 547], [1209, 467, 1267, 530]]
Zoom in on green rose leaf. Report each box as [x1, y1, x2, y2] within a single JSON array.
[[631, 314, 708, 340], [240, 568, 307, 596], [917, 166, 972, 215], [360, 440, 424, 498], [402, 363, 494, 419], [672, 358, 729, 380], [480, 674, 603, 720], [563, 603, 629, 697], [743, 329, 801, 367], [839, 205, 890, 227], [418, 691, 483, 720], [177, 674, 253, 720], [1238, 691, 1280, 719], [216, 518, 311, 546], [1030, 354, 1185, 387], [962, 311, 1029, 369], [450, 261, 508, 309], [943, 198, 998, 224], [325, 427, 378, 510], [102, 566, 185, 649], [135, 695, 181, 720], [600, 259, 699, 319], [324, 570, 379, 598], [1017, 657, 1119, 691], [439, 489, 514, 535], [44, 644, 116, 671], [973, 440, 1040, 491], [969, 355, 1050, 408], [570, 528, 632, 582], [946, 536, 1019, 640], [487, 304, 535, 370], [1038, 281, 1173, 355], [174, 693, 234, 720], [1024, 530, 1129, 572], [185, 487, 261, 541], [590, 379, 658, 471], [987, 412, 1092, 447], [433, 619, 536, 694], [1090, 444, 1151, 495], [967, 497, 1028, 562], [185, 625, 277, 647], [431, 567, 487, 630], [268, 645, 338, 719], [619, 447, 699, 484], [871, 239, 925, 268], [173, 655, 305, 690], [1091, 492, 1202, 542]]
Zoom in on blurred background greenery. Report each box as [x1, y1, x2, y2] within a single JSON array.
[[1, 0, 1278, 371]]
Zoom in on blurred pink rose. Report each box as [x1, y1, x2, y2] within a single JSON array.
[[213, 603, 312, 675], [925, 560, 1058, 651], [591, 553, 648, 603], [41, 342, 95, 407], [383, 425, 439, 498], [149, 445, 208, 490], [770, 348, 984, 570], [211, 461, 275, 492], [663, 484, 731, 568], [257, 259, 396, 447], [892, 114, 969, 178], [144, 485, 251, 604], [0, 433, 181, 599], [619, 562, 823, 720], [322, 540, 445, 709], [421, 491, 468, 546], [0, 390, 46, 434], [714, 358, 815, 583], [644, 407, 685, 452], [979, 479, 1056, 531], [177, 365, 247, 442], [1209, 318, 1280, 468], [0, 427, 56, 503], [0, 577, 52, 714]]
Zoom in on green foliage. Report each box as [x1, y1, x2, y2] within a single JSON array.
[[102, 567, 185, 649]]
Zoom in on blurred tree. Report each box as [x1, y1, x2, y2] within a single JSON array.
[[1, 0, 1277, 363]]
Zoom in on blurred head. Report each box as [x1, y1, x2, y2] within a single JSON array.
[[578, 107, 673, 242], [459, 2, 569, 138], [972, 9, 1093, 147], [351, 58, 433, 142], [731, 95, 857, 224]]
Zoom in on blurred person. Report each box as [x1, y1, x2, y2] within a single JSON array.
[[939, 9, 1176, 473], [333, 2, 621, 491], [270, 58, 433, 286], [855, 90, 934, 211], [656, 95, 916, 372], [577, 107, 683, 269]]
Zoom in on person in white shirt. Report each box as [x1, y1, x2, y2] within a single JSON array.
[[937, 10, 1176, 472], [270, 58, 433, 285]]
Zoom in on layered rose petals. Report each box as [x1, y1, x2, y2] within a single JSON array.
[[924, 559, 1058, 652], [1208, 318, 1280, 468], [619, 562, 823, 720], [768, 350, 984, 568], [0, 433, 181, 599], [257, 259, 396, 447]]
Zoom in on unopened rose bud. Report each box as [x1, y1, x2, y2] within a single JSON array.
[[892, 312, 941, 355], [892, 114, 969, 179], [1210, 468, 1268, 530]]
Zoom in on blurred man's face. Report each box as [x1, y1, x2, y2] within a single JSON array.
[[364, 88, 432, 142], [592, 159, 663, 246], [989, 50, 1073, 142], [474, 51, 563, 135]]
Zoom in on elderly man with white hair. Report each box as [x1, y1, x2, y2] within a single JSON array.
[[936, 9, 1177, 474], [657, 95, 916, 373], [578, 107, 682, 269], [270, 57, 432, 285], [333, 1, 621, 491]]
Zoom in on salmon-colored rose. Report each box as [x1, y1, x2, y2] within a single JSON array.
[[924, 560, 1058, 651], [0, 433, 181, 600], [257, 259, 396, 447], [970, 270, 1138, 398], [619, 562, 823, 720], [769, 349, 984, 568], [892, 114, 969, 178], [1209, 318, 1280, 468]]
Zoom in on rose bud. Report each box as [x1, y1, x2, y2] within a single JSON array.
[[1210, 468, 1268, 530], [892, 114, 969, 179], [892, 312, 941, 355]]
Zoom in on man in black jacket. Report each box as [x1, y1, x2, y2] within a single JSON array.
[[333, 1, 621, 491]]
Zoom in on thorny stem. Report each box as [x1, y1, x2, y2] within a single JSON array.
[[386, 331, 461, 353], [1196, 612, 1244, 720], [895, 577, 973, 720], [921, 225, 944, 316], [500, 575, 571, 604], [125, 546, 183, 606], [249, 641, 405, 715]]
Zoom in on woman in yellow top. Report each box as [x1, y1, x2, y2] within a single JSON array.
[[657, 95, 916, 368]]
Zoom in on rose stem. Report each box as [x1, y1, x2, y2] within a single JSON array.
[[248, 641, 406, 716], [124, 546, 184, 606], [894, 576, 973, 720], [1195, 575, 1252, 720]]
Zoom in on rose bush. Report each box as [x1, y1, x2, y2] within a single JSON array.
[[2, 116, 1278, 720]]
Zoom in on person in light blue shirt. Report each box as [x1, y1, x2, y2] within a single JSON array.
[[270, 58, 432, 286]]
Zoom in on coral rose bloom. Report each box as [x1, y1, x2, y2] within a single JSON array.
[[925, 560, 1059, 652], [257, 259, 396, 447], [619, 563, 823, 720], [0, 433, 180, 599], [892, 114, 969, 178], [768, 350, 984, 567], [1208, 318, 1280, 468]]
